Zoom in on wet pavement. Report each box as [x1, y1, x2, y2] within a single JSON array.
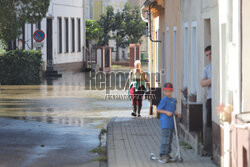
[[0, 69, 149, 167]]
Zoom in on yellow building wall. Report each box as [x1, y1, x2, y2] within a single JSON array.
[[94, 0, 103, 20], [149, 15, 156, 87], [148, 0, 181, 109], [160, 0, 181, 109]]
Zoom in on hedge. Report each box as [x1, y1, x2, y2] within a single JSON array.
[[0, 50, 42, 85]]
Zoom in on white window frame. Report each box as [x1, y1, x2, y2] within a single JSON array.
[[155, 29, 159, 72], [166, 27, 170, 82], [162, 31, 166, 85], [173, 26, 178, 98], [183, 23, 189, 88], [191, 22, 198, 95]]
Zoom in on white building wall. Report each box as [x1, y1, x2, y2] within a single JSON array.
[[180, 0, 203, 102], [109, 39, 129, 61], [181, 0, 220, 123], [22, 0, 86, 67]]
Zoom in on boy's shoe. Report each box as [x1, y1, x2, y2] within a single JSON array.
[[131, 112, 137, 117], [138, 114, 141, 117], [166, 155, 173, 160], [158, 156, 169, 163]]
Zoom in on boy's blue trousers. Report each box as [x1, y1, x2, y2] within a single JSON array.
[[160, 128, 173, 157]]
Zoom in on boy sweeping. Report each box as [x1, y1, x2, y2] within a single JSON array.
[[157, 83, 181, 163]]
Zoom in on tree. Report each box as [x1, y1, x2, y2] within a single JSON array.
[[113, 3, 146, 61], [97, 6, 115, 46], [112, 9, 128, 61], [96, 4, 146, 61], [0, 0, 50, 50], [126, 6, 146, 44], [85, 20, 103, 47]]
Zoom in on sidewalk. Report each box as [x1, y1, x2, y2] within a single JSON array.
[[107, 117, 217, 167]]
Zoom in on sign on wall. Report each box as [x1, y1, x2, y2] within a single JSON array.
[[33, 30, 45, 42]]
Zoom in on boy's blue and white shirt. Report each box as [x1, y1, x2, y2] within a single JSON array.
[[157, 96, 176, 129]]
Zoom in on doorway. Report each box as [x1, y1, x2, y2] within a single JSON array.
[[47, 18, 53, 70], [203, 18, 212, 154]]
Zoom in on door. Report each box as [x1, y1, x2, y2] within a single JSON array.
[[47, 18, 53, 70], [105, 48, 110, 67]]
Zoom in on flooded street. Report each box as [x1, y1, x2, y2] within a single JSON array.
[[0, 70, 149, 167]]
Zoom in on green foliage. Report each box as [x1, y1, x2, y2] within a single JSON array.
[[89, 146, 107, 155], [86, 20, 103, 41], [96, 4, 145, 50], [113, 9, 128, 49], [0, 49, 5, 55], [90, 146, 107, 162], [0, 0, 50, 50], [0, 50, 42, 85], [126, 6, 146, 44], [100, 128, 107, 134], [180, 141, 192, 150], [92, 155, 107, 162], [98, 6, 115, 46]]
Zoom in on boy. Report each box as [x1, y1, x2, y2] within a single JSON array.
[[157, 83, 181, 163]]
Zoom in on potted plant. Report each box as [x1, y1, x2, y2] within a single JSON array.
[[217, 104, 232, 123], [181, 87, 188, 102], [188, 93, 197, 103]]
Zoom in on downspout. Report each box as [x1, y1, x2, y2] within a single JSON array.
[[148, 4, 161, 43]]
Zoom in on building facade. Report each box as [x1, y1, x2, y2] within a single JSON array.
[[180, 0, 220, 161], [142, 0, 249, 166], [21, 0, 86, 72], [87, 0, 128, 20]]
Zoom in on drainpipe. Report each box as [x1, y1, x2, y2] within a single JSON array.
[[148, 4, 161, 43]]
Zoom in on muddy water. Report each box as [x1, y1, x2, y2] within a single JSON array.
[[0, 70, 149, 167]]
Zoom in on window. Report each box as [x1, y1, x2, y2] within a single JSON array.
[[191, 22, 198, 95], [22, 24, 25, 50], [166, 27, 170, 82], [173, 27, 178, 98], [37, 22, 41, 30], [157, 29, 161, 81], [71, 18, 75, 52], [65, 18, 69, 53], [155, 28, 161, 82], [58, 17, 62, 53], [183, 23, 189, 88], [155, 30, 159, 72], [77, 19, 81, 52], [122, 50, 125, 59], [162, 31, 166, 84]]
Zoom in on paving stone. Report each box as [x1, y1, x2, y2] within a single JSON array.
[[107, 117, 217, 167]]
